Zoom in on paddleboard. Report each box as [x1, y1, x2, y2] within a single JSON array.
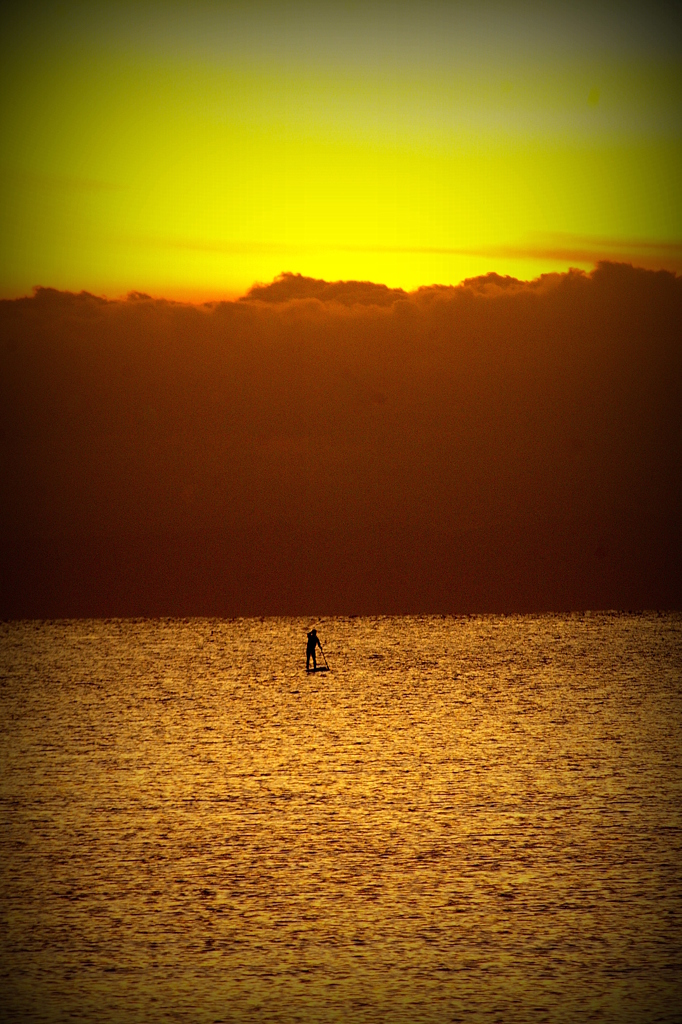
[[307, 666, 330, 673]]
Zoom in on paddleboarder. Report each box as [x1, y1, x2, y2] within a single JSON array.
[[306, 628, 322, 672]]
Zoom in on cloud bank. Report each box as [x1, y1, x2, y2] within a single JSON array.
[[1, 263, 680, 616]]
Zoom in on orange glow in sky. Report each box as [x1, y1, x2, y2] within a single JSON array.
[[1, 1, 680, 298]]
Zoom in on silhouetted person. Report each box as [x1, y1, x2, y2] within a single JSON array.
[[306, 628, 322, 671]]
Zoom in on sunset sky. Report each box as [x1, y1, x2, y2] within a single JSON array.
[[1, 0, 680, 300], [1, 1, 681, 617]]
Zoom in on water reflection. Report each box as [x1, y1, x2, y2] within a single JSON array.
[[1, 614, 681, 1022]]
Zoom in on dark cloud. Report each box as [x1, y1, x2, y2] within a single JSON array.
[[1, 263, 680, 616], [242, 272, 408, 306]]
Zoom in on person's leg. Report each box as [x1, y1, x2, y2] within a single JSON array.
[[312, 649, 316, 670]]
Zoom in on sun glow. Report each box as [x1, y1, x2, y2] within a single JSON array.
[[1, 1, 680, 298]]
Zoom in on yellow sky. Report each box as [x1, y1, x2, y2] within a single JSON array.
[[1, 1, 680, 298]]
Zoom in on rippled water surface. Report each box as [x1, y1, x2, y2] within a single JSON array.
[[1, 614, 681, 1023]]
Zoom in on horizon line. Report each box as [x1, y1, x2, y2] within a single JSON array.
[[2, 259, 681, 306]]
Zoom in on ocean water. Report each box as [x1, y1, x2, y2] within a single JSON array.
[[1, 614, 681, 1024]]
